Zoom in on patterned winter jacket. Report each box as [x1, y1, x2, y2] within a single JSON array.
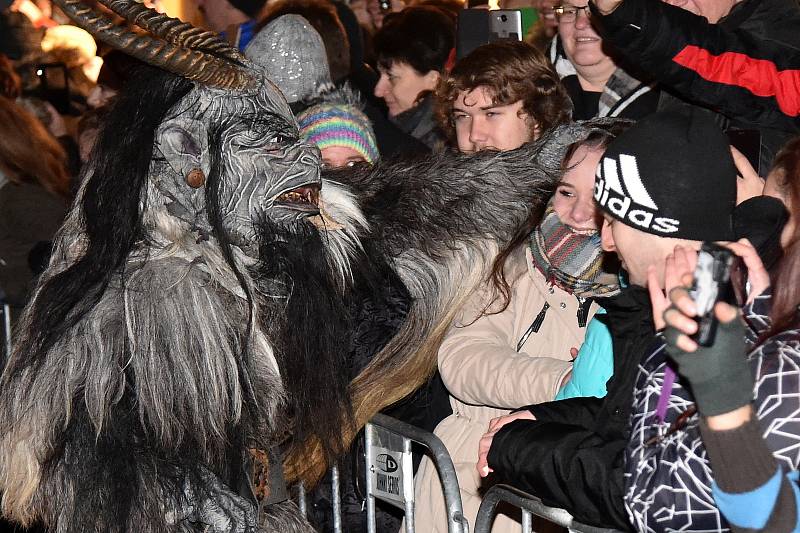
[[624, 291, 800, 531]]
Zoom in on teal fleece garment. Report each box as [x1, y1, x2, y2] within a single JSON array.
[[555, 309, 612, 400]]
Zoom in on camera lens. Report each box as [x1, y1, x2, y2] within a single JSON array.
[[500, 14, 508, 21]]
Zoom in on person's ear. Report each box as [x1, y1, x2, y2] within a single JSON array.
[[423, 70, 441, 91], [526, 115, 541, 141]]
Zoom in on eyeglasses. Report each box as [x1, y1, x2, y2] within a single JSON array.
[[553, 5, 591, 23]]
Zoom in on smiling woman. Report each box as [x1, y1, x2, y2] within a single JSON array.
[[555, 2, 615, 90], [547, 0, 660, 120], [408, 119, 628, 533]]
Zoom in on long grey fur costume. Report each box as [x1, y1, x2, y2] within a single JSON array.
[[0, 1, 607, 531]]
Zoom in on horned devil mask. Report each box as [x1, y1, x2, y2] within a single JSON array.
[[0, 2, 366, 532], [0, 1, 602, 531]]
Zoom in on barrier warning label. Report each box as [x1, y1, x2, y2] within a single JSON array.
[[370, 445, 405, 505]]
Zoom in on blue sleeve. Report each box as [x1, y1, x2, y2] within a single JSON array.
[[556, 311, 613, 400], [713, 467, 800, 531]]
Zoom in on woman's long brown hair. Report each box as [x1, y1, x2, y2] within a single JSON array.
[[0, 97, 71, 199], [487, 121, 632, 313], [768, 137, 800, 335]]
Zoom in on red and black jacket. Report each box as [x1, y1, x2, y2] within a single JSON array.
[[592, 0, 800, 169]]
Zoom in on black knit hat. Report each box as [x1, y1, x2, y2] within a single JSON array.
[[594, 110, 737, 241], [228, 0, 267, 18]]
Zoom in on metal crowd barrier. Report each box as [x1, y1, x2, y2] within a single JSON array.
[[474, 484, 625, 533], [0, 289, 10, 366], [294, 413, 469, 533], [365, 413, 469, 533], [295, 464, 343, 532], [296, 415, 624, 533]]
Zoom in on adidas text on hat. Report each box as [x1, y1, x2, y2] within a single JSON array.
[[594, 153, 680, 234]]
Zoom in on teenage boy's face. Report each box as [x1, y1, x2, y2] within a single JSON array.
[[452, 86, 536, 153], [600, 215, 695, 287]]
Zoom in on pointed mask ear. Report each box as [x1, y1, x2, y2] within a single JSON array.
[[155, 118, 211, 189]]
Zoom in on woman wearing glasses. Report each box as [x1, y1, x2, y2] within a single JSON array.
[[548, 1, 659, 120]]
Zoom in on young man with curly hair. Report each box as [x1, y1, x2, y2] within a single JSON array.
[[435, 39, 572, 153]]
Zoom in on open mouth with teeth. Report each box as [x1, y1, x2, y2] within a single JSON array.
[[275, 183, 321, 214]]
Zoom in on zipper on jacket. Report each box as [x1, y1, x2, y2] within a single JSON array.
[[577, 297, 593, 328], [517, 301, 550, 351]]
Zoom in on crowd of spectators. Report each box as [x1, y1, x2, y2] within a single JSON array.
[[1, 0, 800, 531]]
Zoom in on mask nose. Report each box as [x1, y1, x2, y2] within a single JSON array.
[[268, 142, 322, 190], [296, 142, 323, 180]]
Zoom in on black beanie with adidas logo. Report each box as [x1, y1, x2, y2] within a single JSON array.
[[594, 110, 737, 241]]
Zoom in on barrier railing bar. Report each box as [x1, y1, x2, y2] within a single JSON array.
[[367, 413, 468, 533], [402, 436, 415, 533], [297, 481, 307, 519], [365, 422, 377, 533], [331, 464, 342, 533], [520, 510, 531, 533], [474, 485, 623, 533]]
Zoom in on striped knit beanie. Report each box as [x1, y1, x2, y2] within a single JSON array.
[[297, 103, 379, 164]]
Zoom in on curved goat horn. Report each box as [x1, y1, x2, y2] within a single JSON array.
[[52, 0, 255, 90], [94, 0, 246, 63]]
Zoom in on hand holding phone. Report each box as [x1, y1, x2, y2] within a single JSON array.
[[726, 128, 762, 177], [663, 247, 752, 417], [689, 242, 734, 346], [456, 9, 523, 59]]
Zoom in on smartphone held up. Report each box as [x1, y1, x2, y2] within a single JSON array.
[[689, 243, 734, 347], [456, 8, 525, 59]]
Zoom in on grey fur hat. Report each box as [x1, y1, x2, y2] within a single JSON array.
[[245, 14, 332, 104]]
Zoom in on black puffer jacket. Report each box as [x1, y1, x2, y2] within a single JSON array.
[[487, 285, 656, 530]]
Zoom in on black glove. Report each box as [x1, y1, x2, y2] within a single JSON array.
[[664, 313, 754, 417]]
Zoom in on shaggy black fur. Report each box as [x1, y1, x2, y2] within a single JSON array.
[[5, 66, 193, 379], [0, 67, 290, 531], [252, 220, 355, 463]]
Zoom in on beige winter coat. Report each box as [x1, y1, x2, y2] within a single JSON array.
[[407, 244, 599, 533]]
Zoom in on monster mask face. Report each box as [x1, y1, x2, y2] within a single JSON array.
[[149, 78, 323, 251], [52, 1, 328, 256]]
